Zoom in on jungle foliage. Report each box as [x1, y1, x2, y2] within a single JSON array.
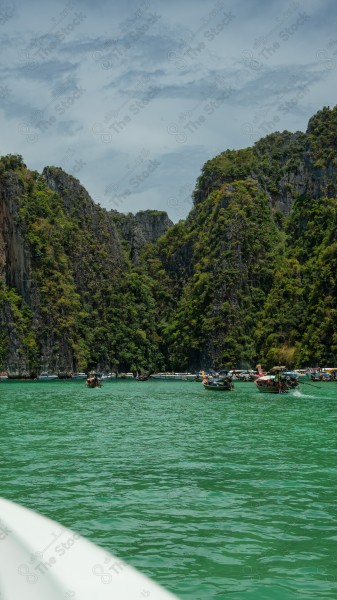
[[1, 106, 337, 372]]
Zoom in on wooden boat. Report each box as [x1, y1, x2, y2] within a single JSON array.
[[255, 366, 289, 394], [255, 375, 289, 393], [203, 377, 234, 391], [136, 372, 150, 381], [86, 375, 102, 388]]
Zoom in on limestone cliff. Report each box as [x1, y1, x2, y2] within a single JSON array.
[[111, 209, 172, 263], [1, 105, 337, 374], [144, 106, 337, 369], [0, 159, 168, 375], [0, 170, 32, 300], [194, 107, 337, 218]]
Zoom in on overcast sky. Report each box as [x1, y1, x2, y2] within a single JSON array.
[[0, 0, 336, 221]]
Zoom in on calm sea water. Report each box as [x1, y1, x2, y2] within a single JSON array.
[[1, 379, 337, 599]]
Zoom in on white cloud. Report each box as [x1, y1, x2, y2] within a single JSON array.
[[0, 0, 336, 221]]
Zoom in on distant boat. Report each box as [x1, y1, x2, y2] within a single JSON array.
[[99, 372, 114, 381], [136, 372, 150, 381], [292, 369, 308, 381], [322, 368, 337, 381], [307, 370, 321, 381], [38, 372, 58, 381], [150, 373, 196, 381], [228, 370, 258, 381], [0, 372, 8, 381], [117, 372, 135, 378], [72, 372, 87, 380]]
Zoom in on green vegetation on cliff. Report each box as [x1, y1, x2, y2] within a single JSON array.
[[0, 159, 163, 374], [1, 106, 337, 373], [144, 179, 281, 370], [141, 105, 337, 370]]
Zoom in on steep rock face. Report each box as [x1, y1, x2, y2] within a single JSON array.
[[144, 106, 337, 369], [42, 167, 126, 293], [0, 172, 32, 299], [274, 150, 337, 215], [147, 180, 281, 370], [0, 299, 28, 376], [112, 209, 172, 263], [0, 160, 162, 375], [194, 107, 337, 218], [134, 211, 173, 243], [0, 165, 36, 376], [43, 166, 124, 263]]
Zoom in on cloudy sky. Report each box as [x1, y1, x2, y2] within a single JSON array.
[[0, 0, 336, 221]]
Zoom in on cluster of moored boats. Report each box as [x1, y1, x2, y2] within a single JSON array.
[[1, 366, 336, 393], [0, 371, 146, 382], [201, 365, 337, 394]]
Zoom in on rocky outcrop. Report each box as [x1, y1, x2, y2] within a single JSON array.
[[0, 161, 166, 374], [194, 108, 337, 218], [272, 150, 337, 215], [112, 209, 172, 263], [42, 166, 124, 266], [0, 170, 36, 376], [134, 210, 173, 243], [0, 172, 32, 299]]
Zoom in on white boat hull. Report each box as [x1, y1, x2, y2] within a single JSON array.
[[0, 498, 178, 599]]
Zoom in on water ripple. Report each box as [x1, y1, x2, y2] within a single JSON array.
[[1, 380, 337, 599]]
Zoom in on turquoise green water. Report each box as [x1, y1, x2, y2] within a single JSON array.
[[1, 380, 337, 599]]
